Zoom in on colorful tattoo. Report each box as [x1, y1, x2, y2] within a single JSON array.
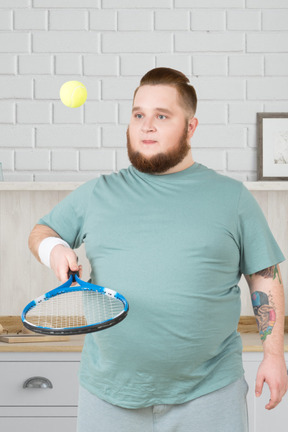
[[251, 291, 276, 342], [273, 265, 282, 283], [250, 265, 282, 284]]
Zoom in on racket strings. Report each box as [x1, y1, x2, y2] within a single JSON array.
[[25, 290, 124, 330]]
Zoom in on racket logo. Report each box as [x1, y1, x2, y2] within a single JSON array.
[[104, 288, 115, 297], [37, 294, 46, 304]]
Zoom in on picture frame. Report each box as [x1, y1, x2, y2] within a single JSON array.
[[257, 113, 288, 181]]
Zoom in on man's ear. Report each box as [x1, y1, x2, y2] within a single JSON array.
[[188, 117, 198, 139]]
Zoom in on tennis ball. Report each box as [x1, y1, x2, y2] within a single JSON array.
[[60, 81, 87, 108]]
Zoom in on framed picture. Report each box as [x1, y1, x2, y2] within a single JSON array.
[[257, 113, 288, 180]]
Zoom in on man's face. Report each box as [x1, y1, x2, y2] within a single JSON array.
[[127, 85, 197, 174]]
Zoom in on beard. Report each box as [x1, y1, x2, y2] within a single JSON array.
[[126, 125, 191, 174]]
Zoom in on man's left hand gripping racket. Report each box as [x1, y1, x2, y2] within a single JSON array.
[[21, 272, 129, 335]]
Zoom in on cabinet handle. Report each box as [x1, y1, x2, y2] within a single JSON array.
[[23, 376, 53, 389]]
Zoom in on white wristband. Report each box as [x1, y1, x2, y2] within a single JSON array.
[[38, 237, 70, 268]]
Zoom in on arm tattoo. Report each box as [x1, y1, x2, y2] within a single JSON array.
[[249, 264, 282, 284], [251, 291, 276, 342]]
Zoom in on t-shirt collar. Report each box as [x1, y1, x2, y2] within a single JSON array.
[[129, 162, 199, 183]]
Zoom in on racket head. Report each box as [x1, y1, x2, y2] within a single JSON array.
[[21, 274, 129, 335]]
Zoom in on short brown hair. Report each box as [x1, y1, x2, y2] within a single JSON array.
[[133, 67, 197, 117]]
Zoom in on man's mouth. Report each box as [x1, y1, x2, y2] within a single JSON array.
[[142, 140, 157, 144]]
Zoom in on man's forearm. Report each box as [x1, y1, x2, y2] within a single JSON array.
[[246, 265, 285, 357], [28, 224, 60, 262], [246, 264, 288, 410]]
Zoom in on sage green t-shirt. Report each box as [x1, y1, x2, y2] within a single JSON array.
[[39, 162, 285, 409]]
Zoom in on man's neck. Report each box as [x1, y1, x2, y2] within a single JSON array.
[[159, 154, 195, 175]]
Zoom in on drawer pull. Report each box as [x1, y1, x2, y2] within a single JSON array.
[[23, 376, 53, 389]]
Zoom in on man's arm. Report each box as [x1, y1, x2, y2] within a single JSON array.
[[29, 224, 61, 261], [29, 224, 80, 282], [245, 264, 288, 410]]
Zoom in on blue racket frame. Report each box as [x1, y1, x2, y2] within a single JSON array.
[[21, 273, 129, 335]]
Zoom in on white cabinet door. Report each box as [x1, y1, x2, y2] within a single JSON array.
[[0, 361, 79, 406], [0, 352, 81, 432], [0, 417, 77, 431], [243, 352, 288, 432]]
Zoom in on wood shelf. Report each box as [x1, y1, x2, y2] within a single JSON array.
[[1, 181, 288, 191], [0, 182, 82, 191]]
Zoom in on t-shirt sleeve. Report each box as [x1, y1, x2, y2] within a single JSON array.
[[37, 179, 97, 249], [237, 184, 285, 275]]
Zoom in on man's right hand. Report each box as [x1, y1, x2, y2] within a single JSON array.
[[50, 244, 82, 283], [29, 224, 83, 282]]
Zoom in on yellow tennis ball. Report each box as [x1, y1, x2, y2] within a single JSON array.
[[60, 81, 87, 108]]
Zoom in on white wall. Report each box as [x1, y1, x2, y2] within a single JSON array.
[[0, 0, 287, 181]]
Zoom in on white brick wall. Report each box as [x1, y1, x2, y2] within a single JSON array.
[[117, 10, 153, 31], [262, 10, 288, 31], [79, 149, 114, 171], [52, 150, 78, 171], [227, 10, 261, 30], [191, 10, 226, 31], [0, 54, 16, 74], [14, 9, 47, 30], [229, 55, 263, 76], [265, 55, 288, 76], [193, 56, 227, 76], [0, 1, 287, 182], [155, 10, 189, 31], [49, 10, 88, 31], [15, 149, 50, 171]]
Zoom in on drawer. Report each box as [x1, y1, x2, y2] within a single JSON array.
[[0, 417, 77, 431], [0, 362, 79, 406]]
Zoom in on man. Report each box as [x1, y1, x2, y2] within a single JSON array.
[[29, 68, 287, 432]]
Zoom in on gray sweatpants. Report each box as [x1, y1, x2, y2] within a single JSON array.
[[77, 376, 249, 432]]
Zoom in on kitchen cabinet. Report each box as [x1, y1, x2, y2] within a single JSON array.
[[0, 340, 287, 431], [0, 351, 81, 431]]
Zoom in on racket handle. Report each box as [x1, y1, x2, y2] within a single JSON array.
[[68, 269, 79, 282], [68, 255, 79, 282]]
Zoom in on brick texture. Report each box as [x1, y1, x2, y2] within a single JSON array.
[[0, 1, 287, 180]]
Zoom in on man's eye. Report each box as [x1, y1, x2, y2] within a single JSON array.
[[158, 115, 167, 120], [135, 114, 143, 119]]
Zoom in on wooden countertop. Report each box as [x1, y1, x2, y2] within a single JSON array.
[[0, 316, 287, 353], [0, 334, 288, 353], [0, 334, 84, 352]]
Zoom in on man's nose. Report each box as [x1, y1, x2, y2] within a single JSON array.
[[141, 117, 156, 132]]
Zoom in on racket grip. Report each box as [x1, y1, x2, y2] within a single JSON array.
[[68, 256, 79, 282], [68, 269, 79, 282]]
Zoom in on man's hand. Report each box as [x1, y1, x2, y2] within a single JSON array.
[[28, 224, 83, 283], [50, 244, 82, 283], [255, 355, 288, 410]]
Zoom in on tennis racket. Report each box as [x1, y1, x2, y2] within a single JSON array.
[[21, 272, 129, 335]]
